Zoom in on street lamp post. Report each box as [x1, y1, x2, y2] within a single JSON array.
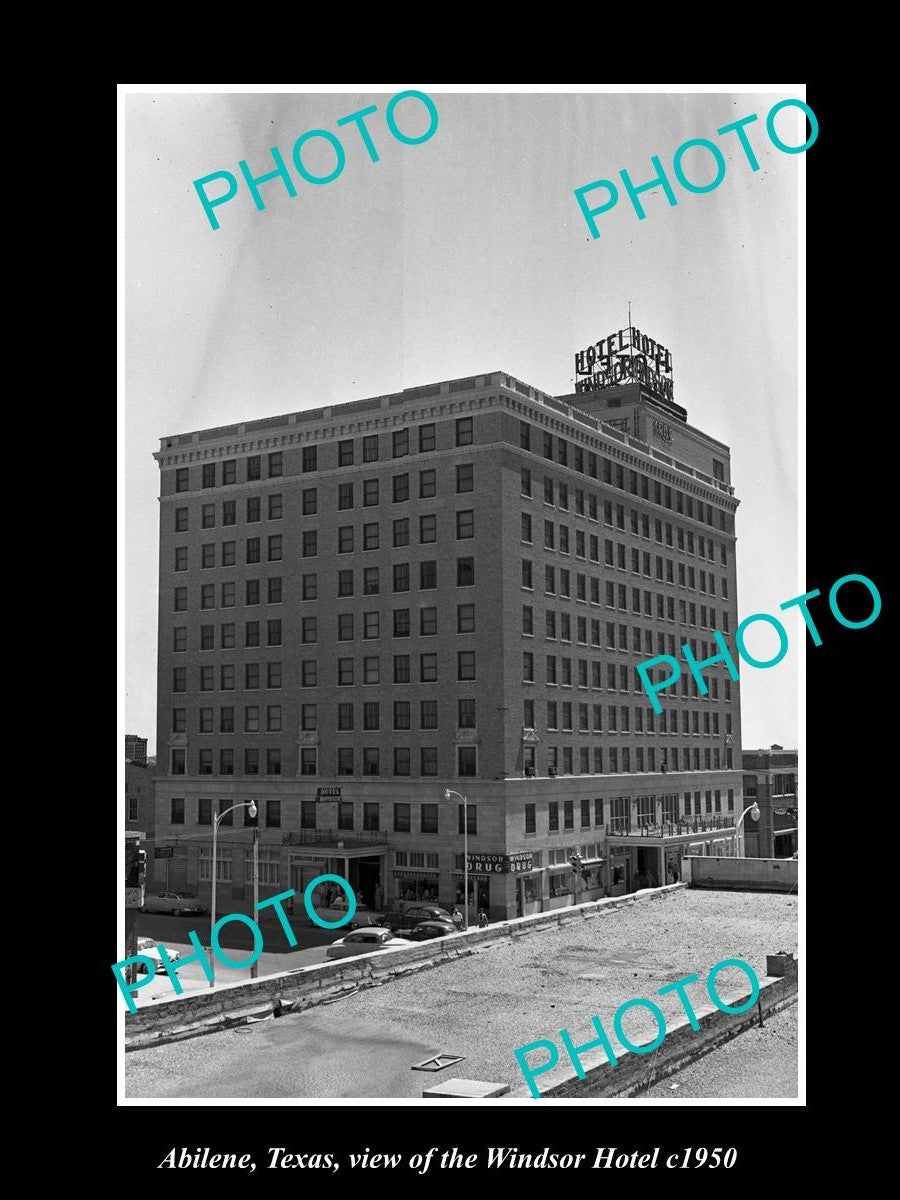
[[733, 802, 760, 858], [209, 799, 258, 987], [443, 789, 469, 930]]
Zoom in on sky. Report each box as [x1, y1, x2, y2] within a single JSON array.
[[119, 85, 803, 758]]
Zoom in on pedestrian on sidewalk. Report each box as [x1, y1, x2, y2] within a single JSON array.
[[477, 909, 489, 929], [451, 905, 464, 931]]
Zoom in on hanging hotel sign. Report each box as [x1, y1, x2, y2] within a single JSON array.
[[466, 852, 534, 874], [574, 326, 674, 401], [315, 787, 342, 802]]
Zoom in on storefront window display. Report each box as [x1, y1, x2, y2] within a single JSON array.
[[523, 874, 542, 903], [549, 871, 572, 898]]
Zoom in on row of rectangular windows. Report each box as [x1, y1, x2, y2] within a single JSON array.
[[172, 560, 474, 613], [172, 512, 476, 570], [168, 746, 478, 779], [521, 559, 730, 611], [521, 567, 732, 633], [172, 464, 475, 530], [171, 605, 477, 652], [173, 606, 474, 651], [173, 420, 477, 493], [522, 512, 729, 595], [520, 745, 735, 775], [524, 609, 729, 653], [167, 795, 477, 835], [534, 700, 732, 736], [173, 651, 478, 692], [521, 653, 734, 698], [172, 699, 477, 734], [520, 470, 730, 560], [518, 421, 730, 531], [524, 697, 731, 732]]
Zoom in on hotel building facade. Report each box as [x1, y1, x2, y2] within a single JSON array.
[[152, 362, 744, 921]]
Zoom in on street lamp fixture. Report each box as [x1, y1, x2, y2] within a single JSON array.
[[443, 788, 469, 930], [733, 801, 760, 859], [210, 799, 259, 987]]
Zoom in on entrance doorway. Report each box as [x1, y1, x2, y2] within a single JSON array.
[[635, 847, 660, 889], [454, 875, 490, 920], [350, 856, 382, 908]]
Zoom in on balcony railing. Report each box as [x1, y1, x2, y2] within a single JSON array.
[[606, 814, 736, 838], [281, 829, 387, 849]]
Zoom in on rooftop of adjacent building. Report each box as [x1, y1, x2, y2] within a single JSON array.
[[742, 747, 798, 769], [124, 887, 797, 1100], [155, 371, 735, 499]]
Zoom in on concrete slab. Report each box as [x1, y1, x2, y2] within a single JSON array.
[[423, 1078, 510, 1098]]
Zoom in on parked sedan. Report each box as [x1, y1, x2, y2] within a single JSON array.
[[311, 903, 386, 931], [142, 891, 207, 916], [325, 927, 414, 960], [384, 905, 454, 932], [135, 936, 182, 973], [406, 920, 457, 941]]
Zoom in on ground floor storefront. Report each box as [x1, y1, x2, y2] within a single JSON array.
[[150, 771, 744, 922]]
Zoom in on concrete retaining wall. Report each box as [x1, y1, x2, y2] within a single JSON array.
[[125, 883, 687, 1050], [683, 855, 798, 892], [507, 965, 798, 1098]]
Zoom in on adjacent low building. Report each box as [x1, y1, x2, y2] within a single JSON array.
[[741, 747, 798, 858], [126, 735, 155, 848], [152, 348, 744, 920]]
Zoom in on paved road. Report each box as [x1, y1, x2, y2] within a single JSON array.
[[135, 911, 340, 953], [130, 910, 343, 1005], [644, 1002, 799, 1099]]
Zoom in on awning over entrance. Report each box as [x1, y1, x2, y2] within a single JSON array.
[[608, 823, 736, 849], [282, 832, 388, 858]]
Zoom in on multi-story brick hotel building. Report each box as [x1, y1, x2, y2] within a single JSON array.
[[153, 337, 744, 921]]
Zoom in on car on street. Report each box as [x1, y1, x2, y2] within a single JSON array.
[[406, 920, 457, 941], [324, 927, 415, 960], [383, 904, 454, 932], [135, 936, 182, 973], [141, 891, 207, 916], [310, 902, 386, 931]]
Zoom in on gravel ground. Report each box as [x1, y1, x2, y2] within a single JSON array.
[[125, 889, 798, 1099], [645, 1002, 798, 1098]]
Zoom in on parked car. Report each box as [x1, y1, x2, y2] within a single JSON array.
[[383, 904, 454, 932], [406, 920, 457, 941], [306, 894, 386, 930], [135, 936, 182, 973], [325, 927, 414, 960], [141, 891, 207, 916]]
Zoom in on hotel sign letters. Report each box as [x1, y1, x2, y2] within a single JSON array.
[[575, 326, 674, 401]]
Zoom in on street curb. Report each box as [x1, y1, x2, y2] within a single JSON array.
[[125, 884, 688, 1051]]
